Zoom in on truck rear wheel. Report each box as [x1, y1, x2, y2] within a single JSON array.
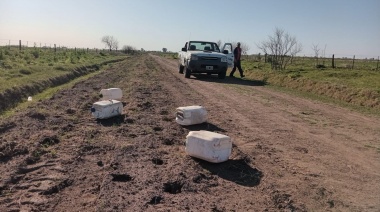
[[179, 64, 184, 74]]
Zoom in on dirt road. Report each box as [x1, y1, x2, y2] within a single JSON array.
[[1, 54, 379, 211]]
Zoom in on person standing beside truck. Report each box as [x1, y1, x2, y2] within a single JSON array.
[[229, 42, 245, 78]]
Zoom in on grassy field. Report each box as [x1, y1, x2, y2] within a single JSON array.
[[243, 55, 379, 89], [241, 56, 380, 110], [0, 47, 125, 92]]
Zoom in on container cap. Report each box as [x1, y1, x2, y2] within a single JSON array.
[[93, 100, 121, 106], [187, 130, 230, 140]]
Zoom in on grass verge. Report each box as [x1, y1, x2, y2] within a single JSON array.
[[241, 60, 380, 110], [0, 64, 111, 119]]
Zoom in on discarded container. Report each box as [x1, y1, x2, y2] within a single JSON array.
[[100, 88, 122, 100], [185, 131, 232, 163], [91, 100, 123, 119], [176, 106, 207, 126], [27, 96, 32, 101]]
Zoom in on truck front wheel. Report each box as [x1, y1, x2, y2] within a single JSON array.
[[218, 70, 226, 79], [179, 64, 184, 74], [184, 67, 191, 78]]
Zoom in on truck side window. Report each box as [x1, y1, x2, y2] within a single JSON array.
[[184, 42, 188, 50]]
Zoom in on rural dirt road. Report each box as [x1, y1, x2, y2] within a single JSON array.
[[1, 54, 379, 211]]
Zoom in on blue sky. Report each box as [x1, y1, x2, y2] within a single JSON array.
[[0, 0, 379, 58]]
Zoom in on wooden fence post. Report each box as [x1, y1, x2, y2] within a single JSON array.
[[19, 40, 21, 51], [54, 44, 56, 53], [270, 55, 273, 69], [332, 54, 335, 68], [264, 53, 267, 63], [377, 56, 379, 71], [352, 55, 355, 69]]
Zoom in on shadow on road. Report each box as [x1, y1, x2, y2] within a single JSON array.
[[192, 74, 267, 86], [182, 122, 226, 133], [195, 158, 263, 187]]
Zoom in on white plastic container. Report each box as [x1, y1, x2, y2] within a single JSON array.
[[176, 106, 207, 126], [100, 88, 123, 100], [185, 131, 232, 163], [91, 100, 123, 119]]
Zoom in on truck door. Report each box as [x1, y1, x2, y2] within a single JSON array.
[[221, 43, 234, 67]]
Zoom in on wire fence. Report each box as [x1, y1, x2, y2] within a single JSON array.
[[247, 53, 379, 71], [308, 54, 377, 70], [0, 39, 112, 53]]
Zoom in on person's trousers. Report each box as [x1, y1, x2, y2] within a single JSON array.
[[230, 60, 244, 77]]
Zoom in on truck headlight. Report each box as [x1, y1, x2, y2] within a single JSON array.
[[190, 54, 198, 60], [221, 57, 227, 62]]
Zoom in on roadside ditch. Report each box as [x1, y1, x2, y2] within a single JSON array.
[[0, 58, 126, 114]]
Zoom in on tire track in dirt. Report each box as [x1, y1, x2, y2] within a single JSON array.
[[150, 55, 310, 210], [151, 54, 380, 211]]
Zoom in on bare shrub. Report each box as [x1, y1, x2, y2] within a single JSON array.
[[101, 35, 119, 51], [122, 45, 136, 54], [257, 27, 302, 70]]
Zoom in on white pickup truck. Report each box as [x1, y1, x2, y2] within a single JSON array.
[[178, 41, 234, 79]]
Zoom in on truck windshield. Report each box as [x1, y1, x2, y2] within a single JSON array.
[[188, 41, 220, 52]]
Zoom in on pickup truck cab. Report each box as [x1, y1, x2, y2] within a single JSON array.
[[178, 41, 234, 79]]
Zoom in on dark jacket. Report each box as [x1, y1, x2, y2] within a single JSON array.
[[234, 47, 242, 61]]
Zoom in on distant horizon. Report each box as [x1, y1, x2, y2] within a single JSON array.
[[1, 0, 379, 59]]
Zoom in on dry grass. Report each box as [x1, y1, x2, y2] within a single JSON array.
[[242, 58, 380, 111]]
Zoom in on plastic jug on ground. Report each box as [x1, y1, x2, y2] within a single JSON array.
[[176, 105, 207, 126], [91, 100, 123, 119], [185, 130, 232, 163], [100, 88, 123, 100]]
